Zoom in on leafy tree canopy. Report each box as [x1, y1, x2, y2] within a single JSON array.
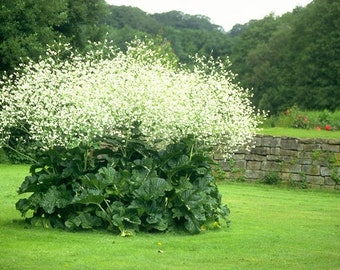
[[0, 0, 338, 113]]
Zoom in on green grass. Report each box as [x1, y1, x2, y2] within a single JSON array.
[[259, 127, 340, 139], [1, 164, 340, 269]]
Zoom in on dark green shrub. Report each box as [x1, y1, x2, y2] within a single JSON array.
[[16, 130, 229, 235]]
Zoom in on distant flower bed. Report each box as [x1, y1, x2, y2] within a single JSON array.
[[263, 105, 339, 131]]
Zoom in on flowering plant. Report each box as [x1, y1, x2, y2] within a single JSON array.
[[0, 39, 263, 160], [1, 39, 264, 234], [324, 125, 332, 131], [293, 114, 309, 129]]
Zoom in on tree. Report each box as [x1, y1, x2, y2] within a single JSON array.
[[0, 0, 68, 73], [56, 0, 109, 49], [288, 0, 340, 110], [229, 1, 340, 113], [103, 5, 161, 34]]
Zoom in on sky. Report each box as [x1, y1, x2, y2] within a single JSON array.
[[106, 0, 313, 31]]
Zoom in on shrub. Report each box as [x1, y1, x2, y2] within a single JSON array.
[[0, 39, 263, 158], [1, 38, 264, 234], [16, 131, 229, 235]]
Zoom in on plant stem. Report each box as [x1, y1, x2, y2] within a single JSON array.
[[3, 143, 37, 163]]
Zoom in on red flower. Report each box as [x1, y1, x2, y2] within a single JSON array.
[[324, 125, 332, 131]]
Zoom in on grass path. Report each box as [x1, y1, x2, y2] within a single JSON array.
[[0, 164, 339, 269]]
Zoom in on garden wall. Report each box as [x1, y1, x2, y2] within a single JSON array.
[[215, 135, 340, 189]]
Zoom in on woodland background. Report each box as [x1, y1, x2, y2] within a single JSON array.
[[1, 0, 339, 115]]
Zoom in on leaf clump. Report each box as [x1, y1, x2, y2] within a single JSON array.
[[16, 132, 230, 235]]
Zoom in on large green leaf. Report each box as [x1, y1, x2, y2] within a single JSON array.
[[184, 214, 201, 234], [72, 188, 106, 205], [40, 185, 73, 214], [146, 213, 169, 231], [108, 201, 141, 233], [65, 212, 102, 230], [133, 177, 171, 201], [80, 172, 110, 190], [168, 154, 190, 168]]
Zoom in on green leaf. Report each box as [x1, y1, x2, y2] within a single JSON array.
[[146, 213, 168, 231], [172, 208, 184, 219], [15, 198, 32, 216], [108, 201, 141, 233], [40, 185, 72, 214], [17, 175, 39, 193], [168, 154, 189, 168], [80, 173, 109, 190], [97, 167, 119, 184], [65, 212, 102, 230], [184, 214, 201, 234], [72, 188, 106, 205], [133, 177, 172, 201]]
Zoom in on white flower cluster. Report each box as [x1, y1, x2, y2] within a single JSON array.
[[0, 39, 264, 157]]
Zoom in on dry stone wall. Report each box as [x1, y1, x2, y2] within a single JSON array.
[[215, 135, 340, 189]]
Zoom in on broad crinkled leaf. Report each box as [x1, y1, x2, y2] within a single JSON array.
[[168, 155, 189, 168], [184, 214, 201, 234], [133, 177, 171, 201], [72, 188, 106, 205], [65, 212, 102, 230], [146, 213, 168, 231], [40, 185, 72, 214]]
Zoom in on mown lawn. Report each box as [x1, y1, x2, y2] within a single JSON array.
[[1, 164, 339, 270], [259, 127, 340, 139]]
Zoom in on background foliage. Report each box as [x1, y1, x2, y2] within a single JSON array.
[[1, 0, 338, 114]]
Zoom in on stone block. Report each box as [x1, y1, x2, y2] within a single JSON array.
[[306, 175, 324, 185], [334, 153, 340, 166], [247, 161, 261, 170], [245, 154, 267, 161], [245, 170, 265, 179], [322, 144, 340, 152], [267, 155, 282, 161], [324, 177, 336, 186], [233, 154, 246, 160], [262, 136, 281, 147], [327, 139, 340, 145], [282, 163, 301, 173], [254, 136, 262, 146], [302, 165, 320, 176], [280, 149, 298, 157], [261, 161, 281, 171], [303, 143, 321, 151], [281, 138, 299, 150], [300, 138, 317, 144], [320, 166, 331, 177], [213, 152, 224, 160], [296, 152, 312, 165], [234, 160, 246, 169], [218, 161, 230, 171], [270, 147, 281, 155], [289, 173, 305, 182], [251, 147, 270, 156], [280, 172, 290, 181]]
